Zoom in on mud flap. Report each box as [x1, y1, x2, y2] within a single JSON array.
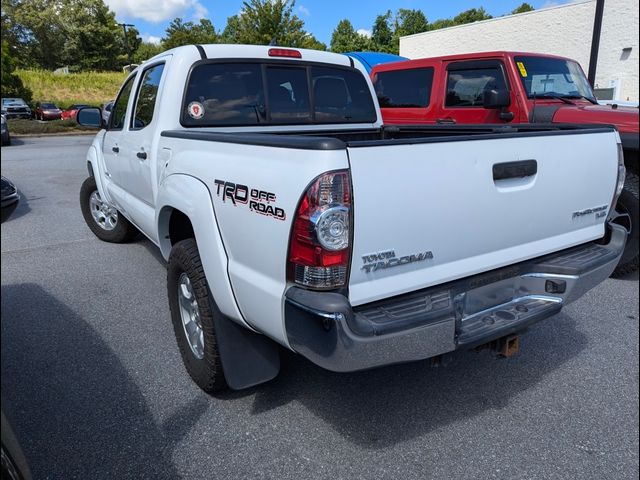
[[210, 294, 280, 390]]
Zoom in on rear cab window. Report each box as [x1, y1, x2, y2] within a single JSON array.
[[373, 68, 434, 108], [181, 61, 376, 127]]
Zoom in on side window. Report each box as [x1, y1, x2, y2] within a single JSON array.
[[374, 68, 434, 108], [132, 63, 165, 130], [445, 66, 507, 107], [110, 75, 136, 130]]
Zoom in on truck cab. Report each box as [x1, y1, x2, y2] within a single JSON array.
[[372, 51, 639, 276]]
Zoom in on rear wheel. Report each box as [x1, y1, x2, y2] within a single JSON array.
[[612, 171, 639, 277], [167, 239, 227, 393], [79, 176, 138, 243]]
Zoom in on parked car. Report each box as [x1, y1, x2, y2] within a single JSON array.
[[1, 115, 10, 145], [34, 101, 62, 120], [77, 44, 625, 393], [1, 98, 31, 119], [61, 104, 91, 121], [343, 51, 407, 73], [371, 50, 639, 276], [1, 176, 19, 222], [101, 100, 115, 125]]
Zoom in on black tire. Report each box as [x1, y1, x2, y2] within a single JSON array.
[[79, 176, 138, 243], [612, 171, 639, 277], [167, 238, 227, 392]]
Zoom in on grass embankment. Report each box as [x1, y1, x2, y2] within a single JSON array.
[[16, 69, 126, 108], [7, 69, 126, 135], [7, 118, 96, 135]]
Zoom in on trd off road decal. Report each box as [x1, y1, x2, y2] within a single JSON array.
[[214, 179, 286, 220]]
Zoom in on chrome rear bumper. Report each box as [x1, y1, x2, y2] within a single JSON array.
[[284, 224, 627, 372]]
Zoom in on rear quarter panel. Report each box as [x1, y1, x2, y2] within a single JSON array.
[[161, 137, 349, 345]]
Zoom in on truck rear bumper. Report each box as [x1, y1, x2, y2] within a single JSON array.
[[284, 223, 627, 372]]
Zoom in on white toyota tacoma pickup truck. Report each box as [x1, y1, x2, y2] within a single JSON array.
[[77, 44, 627, 392]]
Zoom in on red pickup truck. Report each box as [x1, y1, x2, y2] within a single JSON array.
[[371, 51, 639, 276]]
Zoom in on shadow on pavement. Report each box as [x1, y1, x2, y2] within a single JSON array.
[[3, 190, 32, 222], [1, 283, 205, 479], [2, 137, 26, 147], [248, 312, 588, 449], [615, 269, 639, 281]]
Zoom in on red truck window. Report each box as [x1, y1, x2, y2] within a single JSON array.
[[445, 65, 507, 107], [373, 68, 434, 108], [513, 56, 596, 101]]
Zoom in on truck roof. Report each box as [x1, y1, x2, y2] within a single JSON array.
[[372, 51, 577, 72], [145, 44, 354, 69]]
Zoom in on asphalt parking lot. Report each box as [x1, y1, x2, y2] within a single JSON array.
[[1, 135, 638, 479]]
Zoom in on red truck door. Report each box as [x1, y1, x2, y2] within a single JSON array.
[[435, 59, 516, 124]]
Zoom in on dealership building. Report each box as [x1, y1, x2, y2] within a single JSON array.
[[400, 0, 639, 103]]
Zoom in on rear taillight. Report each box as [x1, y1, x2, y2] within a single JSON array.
[[287, 170, 352, 289], [608, 143, 626, 220]]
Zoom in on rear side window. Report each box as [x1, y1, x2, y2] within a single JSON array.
[[132, 63, 165, 129], [373, 68, 434, 108], [445, 67, 507, 107], [181, 62, 376, 127], [110, 75, 136, 130]]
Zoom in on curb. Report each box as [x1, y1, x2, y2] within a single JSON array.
[[13, 131, 97, 138]]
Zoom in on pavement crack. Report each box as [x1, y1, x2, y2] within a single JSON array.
[[1, 237, 95, 254]]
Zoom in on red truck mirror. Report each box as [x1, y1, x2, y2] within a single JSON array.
[[483, 89, 511, 109]]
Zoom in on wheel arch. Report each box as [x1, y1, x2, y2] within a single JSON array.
[[155, 174, 247, 327]]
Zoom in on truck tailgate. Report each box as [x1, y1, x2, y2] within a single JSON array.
[[347, 130, 619, 306]]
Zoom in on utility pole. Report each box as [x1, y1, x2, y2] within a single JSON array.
[[587, 0, 605, 86], [119, 23, 135, 68]]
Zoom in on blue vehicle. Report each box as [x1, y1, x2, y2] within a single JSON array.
[[343, 52, 407, 73]]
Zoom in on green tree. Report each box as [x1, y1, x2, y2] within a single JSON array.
[[133, 42, 165, 64], [222, 0, 323, 48], [427, 18, 454, 31], [163, 18, 217, 50], [3, 0, 129, 70], [330, 19, 371, 53], [63, 0, 125, 70], [511, 3, 535, 14], [220, 15, 242, 43], [452, 7, 492, 25], [1, 40, 32, 101], [391, 8, 429, 53], [394, 9, 429, 37], [371, 10, 394, 53]]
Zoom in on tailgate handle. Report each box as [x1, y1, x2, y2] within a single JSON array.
[[493, 160, 537, 181]]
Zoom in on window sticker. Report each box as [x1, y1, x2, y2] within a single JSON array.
[[187, 101, 205, 119], [516, 61, 528, 77]]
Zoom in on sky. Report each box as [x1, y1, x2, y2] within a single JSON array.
[[103, 0, 578, 46]]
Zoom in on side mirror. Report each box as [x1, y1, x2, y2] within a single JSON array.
[[483, 89, 511, 109], [76, 107, 103, 128]]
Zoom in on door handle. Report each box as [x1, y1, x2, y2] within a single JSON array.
[[112, 146, 119, 153], [436, 118, 456, 124], [137, 151, 147, 160], [493, 160, 537, 181]]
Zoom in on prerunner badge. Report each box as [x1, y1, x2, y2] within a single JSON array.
[[187, 101, 204, 119]]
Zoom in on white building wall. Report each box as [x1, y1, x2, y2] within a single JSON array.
[[400, 0, 639, 102]]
